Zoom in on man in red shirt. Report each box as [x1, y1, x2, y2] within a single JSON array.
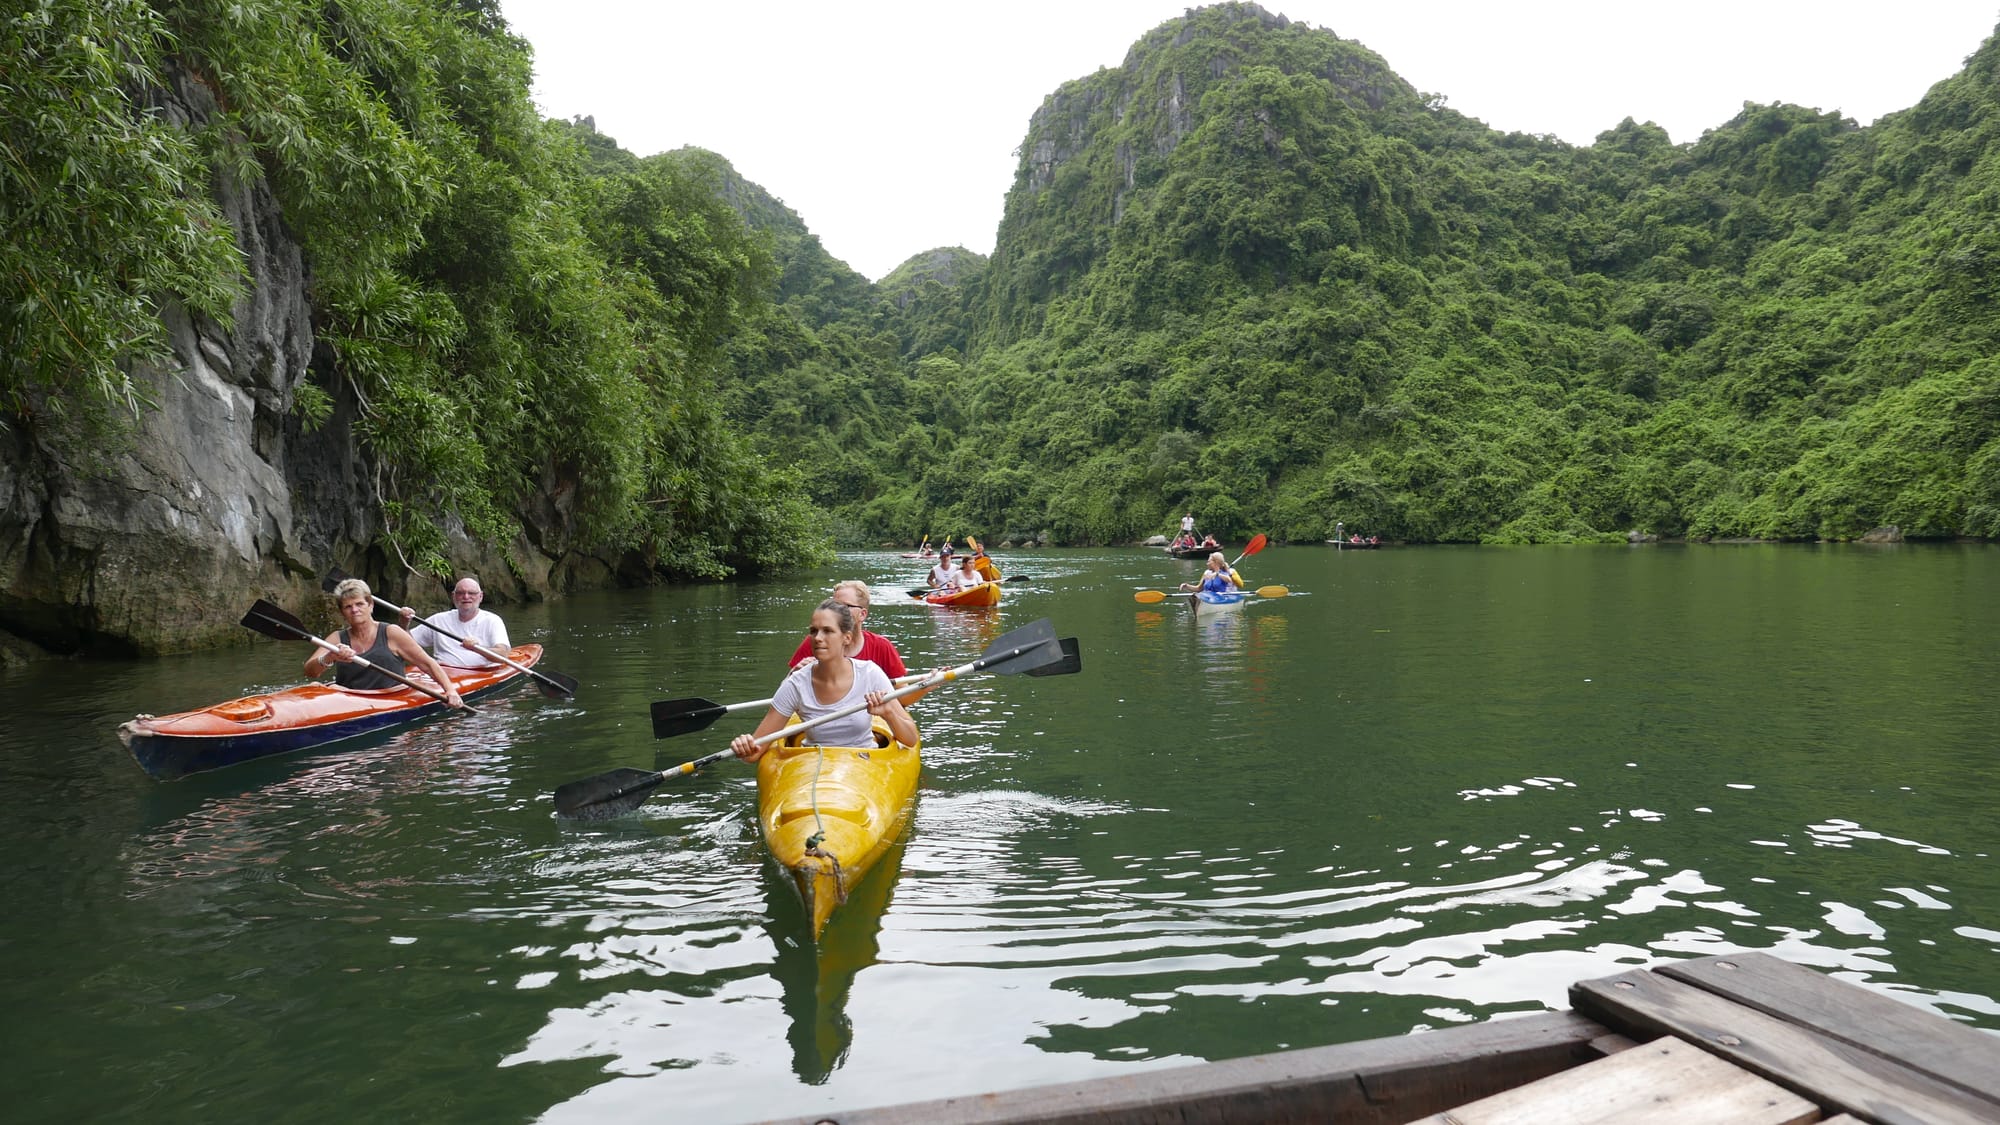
[[789, 579, 906, 677]]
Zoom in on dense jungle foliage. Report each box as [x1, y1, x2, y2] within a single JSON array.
[[3, 0, 826, 578], [9, 0, 1999, 561], [719, 3, 2000, 546]]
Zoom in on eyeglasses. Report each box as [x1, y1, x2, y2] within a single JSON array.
[[835, 601, 865, 610]]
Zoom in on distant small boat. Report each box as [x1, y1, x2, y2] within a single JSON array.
[[1166, 543, 1219, 559], [1327, 538, 1382, 549]]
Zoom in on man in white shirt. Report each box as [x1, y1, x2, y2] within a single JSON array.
[[927, 558, 956, 590], [402, 577, 511, 667]]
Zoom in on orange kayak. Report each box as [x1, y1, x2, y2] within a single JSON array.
[[118, 645, 543, 780], [913, 581, 1001, 607]]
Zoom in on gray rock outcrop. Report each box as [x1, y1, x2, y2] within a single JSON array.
[[0, 65, 560, 662]]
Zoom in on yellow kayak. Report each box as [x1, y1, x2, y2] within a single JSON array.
[[757, 718, 921, 940]]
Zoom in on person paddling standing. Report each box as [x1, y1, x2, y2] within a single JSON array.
[[308, 577, 465, 707], [733, 599, 920, 762]]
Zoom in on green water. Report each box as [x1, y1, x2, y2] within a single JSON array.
[[4, 544, 1998, 1122]]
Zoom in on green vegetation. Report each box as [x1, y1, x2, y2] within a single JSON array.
[[4, 0, 826, 579], [10, 0, 1999, 566], [715, 4, 2000, 547]]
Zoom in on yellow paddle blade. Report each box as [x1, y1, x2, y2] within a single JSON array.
[[1253, 585, 1289, 598], [1133, 590, 1168, 604]]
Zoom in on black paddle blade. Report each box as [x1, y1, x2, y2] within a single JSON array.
[[532, 668, 580, 700], [1024, 636, 1082, 677], [973, 617, 1062, 676], [1005, 574, 1032, 583], [552, 767, 666, 820], [240, 598, 311, 641], [650, 696, 729, 739], [319, 566, 353, 593]]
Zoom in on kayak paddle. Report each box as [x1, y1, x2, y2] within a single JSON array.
[[555, 618, 1076, 819], [647, 636, 1082, 739], [1230, 534, 1268, 568], [239, 598, 475, 712], [1133, 585, 1289, 604]]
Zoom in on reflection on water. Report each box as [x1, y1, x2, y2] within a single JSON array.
[[5, 546, 2000, 1121], [769, 840, 906, 1083]]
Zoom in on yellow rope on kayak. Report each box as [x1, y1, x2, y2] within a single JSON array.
[[800, 746, 847, 905]]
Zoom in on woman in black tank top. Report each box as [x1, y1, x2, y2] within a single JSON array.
[[305, 578, 466, 708]]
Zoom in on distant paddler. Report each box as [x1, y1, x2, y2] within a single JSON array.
[[926, 555, 957, 591], [1179, 552, 1242, 593], [967, 536, 1003, 583], [956, 553, 985, 590]]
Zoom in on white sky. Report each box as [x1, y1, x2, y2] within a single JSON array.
[[500, 1, 1999, 281]]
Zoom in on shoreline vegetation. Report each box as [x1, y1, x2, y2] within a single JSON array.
[[6, 2, 1999, 657]]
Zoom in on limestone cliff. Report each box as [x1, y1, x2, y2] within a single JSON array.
[[0, 66, 550, 662]]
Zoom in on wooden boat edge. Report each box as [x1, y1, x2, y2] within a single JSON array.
[[759, 953, 2000, 1124]]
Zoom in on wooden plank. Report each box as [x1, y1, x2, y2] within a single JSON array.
[[1585, 1032, 1641, 1057], [1406, 1036, 1820, 1124], [1656, 952, 2000, 1104], [762, 1010, 1609, 1125], [1572, 968, 1997, 1125]]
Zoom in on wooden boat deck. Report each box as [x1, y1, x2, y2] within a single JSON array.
[[765, 952, 1999, 1124]]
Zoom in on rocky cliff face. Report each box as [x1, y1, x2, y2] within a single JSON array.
[[975, 2, 1416, 343], [0, 66, 555, 664]]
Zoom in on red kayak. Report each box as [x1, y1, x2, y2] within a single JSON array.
[[118, 645, 543, 780]]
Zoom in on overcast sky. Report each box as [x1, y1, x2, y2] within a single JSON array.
[[499, 1, 1999, 281]]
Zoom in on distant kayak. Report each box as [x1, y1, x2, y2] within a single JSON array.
[[914, 582, 1001, 607], [1189, 590, 1247, 612]]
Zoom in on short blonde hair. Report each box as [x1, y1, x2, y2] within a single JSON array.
[[832, 579, 871, 608], [333, 577, 373, 603]]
